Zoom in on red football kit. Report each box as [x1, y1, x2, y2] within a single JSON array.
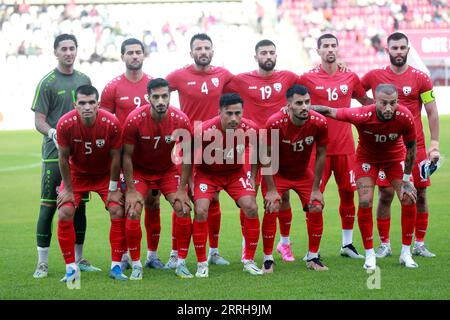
[[362, 66, 433, 188], [166, 65, 233, 122], [100, 73, 153, 123], [261, 110, 328, 255]]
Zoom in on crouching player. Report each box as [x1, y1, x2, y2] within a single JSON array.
[[56, 85, 127, 285]]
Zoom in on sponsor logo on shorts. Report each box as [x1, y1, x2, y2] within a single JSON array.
[[362, 163, 371, 172], [378, 170, 386, 181]]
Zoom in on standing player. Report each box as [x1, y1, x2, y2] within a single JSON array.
[[262, 85, 328, 273], [31, 34, 100, 278], [299, 34, 373, 259], [122, 78, 193, 280], [165, 33, 234, 267], [100, 38, 165, 271], [313, 84, 419, 270], [190, 93, 263, 278], [224, 39, 300, 262], [361, 32, 440, 258], [56, 85, 127, 283]]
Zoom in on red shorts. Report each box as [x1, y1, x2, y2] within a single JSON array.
[[354, 159, 409, 183], [376, 147, 430, 188], [193, 169, 256, 203], [131, 166, 180, 198], [261, 169, 314, 211], [319, 154, 356, 192], [60, 175, 120, 208]]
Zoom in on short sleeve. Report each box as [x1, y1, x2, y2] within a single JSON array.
[[56, 118, 70, 148], [31, 80, 52, 114], [351, 74, 367, 99], [100, 82, 116, 113]]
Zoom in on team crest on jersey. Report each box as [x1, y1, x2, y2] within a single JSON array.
[[96, 139, 105, 148], [305, 136, 314, 145], [389, 133, 398, 141], [236, 144, 245, 154], [200, 183, 208, 193], [340, 85, 348, 95], [362, 163, 371, 172], [273, 83, 282, 92], [403, 86, 412, 96], [211, 77, 219, 87], [165, 135, 174, 143], [378, 170, 386, 181]]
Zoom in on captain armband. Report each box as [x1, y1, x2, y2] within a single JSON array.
[[420, 89, 435, 104]]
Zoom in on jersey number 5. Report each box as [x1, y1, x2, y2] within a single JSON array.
[[85, 142, 92, 154]]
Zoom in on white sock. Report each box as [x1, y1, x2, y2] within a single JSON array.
[[401, 245, 411, 256], [37, 247, 49, 264], [414, 241, 424, 247], [66, 262, 78, 272], [121, 252, 130, 262], [171, 250, 178, 256], [111, 262, 121, 269], [307, 251, 319, 260], [177, 258, 185, 266], [132, 260, 142, 268], [263, 254, 274, 262], [242, 259, 251, 264], [365, 248, 375, 256], [382, 241, 391, 246], [75, 244, 83, 263], [209, 247, 218, 255], [147, 250, 157, 260], [342, 229, 353, 247], [280, 236, 290, 245]]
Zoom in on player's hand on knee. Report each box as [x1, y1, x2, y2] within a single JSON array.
[[308, 190, 324, 211], [173, 190, 191, 215], [107, 189, 124, 207], [125, 190, 143, 214], [264, 190, 281, 213], [57, 190, 75, 209], [401, 181, 417, 203]]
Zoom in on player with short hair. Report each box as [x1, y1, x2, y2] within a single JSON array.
[[32, 34, 100, 279], [56, 85, 127, 284], [361, 32, 440, 258], [164, 33, 234, 268], [100, 38, 165, 271], [122, 78, 193, 280], [313, 83, 419, 270], [224, 39, 300, 262], [299, 33, 373, 259], [189, 93, 263, 277], [262, 85, 329, 273]]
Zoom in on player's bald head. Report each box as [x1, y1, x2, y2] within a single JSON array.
[[375, 83, 398, 97]]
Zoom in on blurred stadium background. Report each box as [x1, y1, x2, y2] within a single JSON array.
[[0, 0, 449, 130]]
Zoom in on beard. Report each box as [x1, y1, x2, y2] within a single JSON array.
[[194, 55, 211, 66], [259, 59, 276, 72], [126, 61, 143, 71], [326, 55, 336, 63], [389, 53, 407, 67]]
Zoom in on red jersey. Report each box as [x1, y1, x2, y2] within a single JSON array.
[[166, 65, 234, 121], [361, 66, 433, 149], [122, 105, 192, 174], [299, 67, 366, 155], [224, 70, 300, 128], [57, 109, 122, 178], [100, 73, 153, 123], [195, 116, 258, 175], [266, 110, 328, 179], [335, 105, 416, 164]]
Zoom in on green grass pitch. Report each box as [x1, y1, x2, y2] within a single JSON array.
[[0, 116, 449, 300]]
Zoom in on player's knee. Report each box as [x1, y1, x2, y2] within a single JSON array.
[[401, 196, 415, 206], [127, 211, 141, 220], [58, 206, 75, 221], [379, 187, 395, 204], [359, 199, 373, 208], [416, 188, 427, 210], [109, 205, 124, 219], [194, 205, 208, 222], [242, 201, 258, 218], [145, 195, 160, 210], [281, 191, 290, 202]]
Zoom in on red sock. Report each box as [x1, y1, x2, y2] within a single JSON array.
[[338, 190, 355, 230], [244, 216, 260, 260], [262, 212, 278, 255], [110, 218, 126, 262], [144, 207, 160, 251], [208, 200, 221, 249], [192, 220, 208, 263], [357, 207, 373, 250], [306, 211, 323, 253], [401, 204, 417, 246], [171, 211, 178, 251], [58, 220, 76, 264], [415, 211, 428, 242], [240, 209, 245, 236], [377, 217, 391, 244], [278, 208, 292, 237], [125, 218, 142, 261], [176, 216, 191, 259]]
